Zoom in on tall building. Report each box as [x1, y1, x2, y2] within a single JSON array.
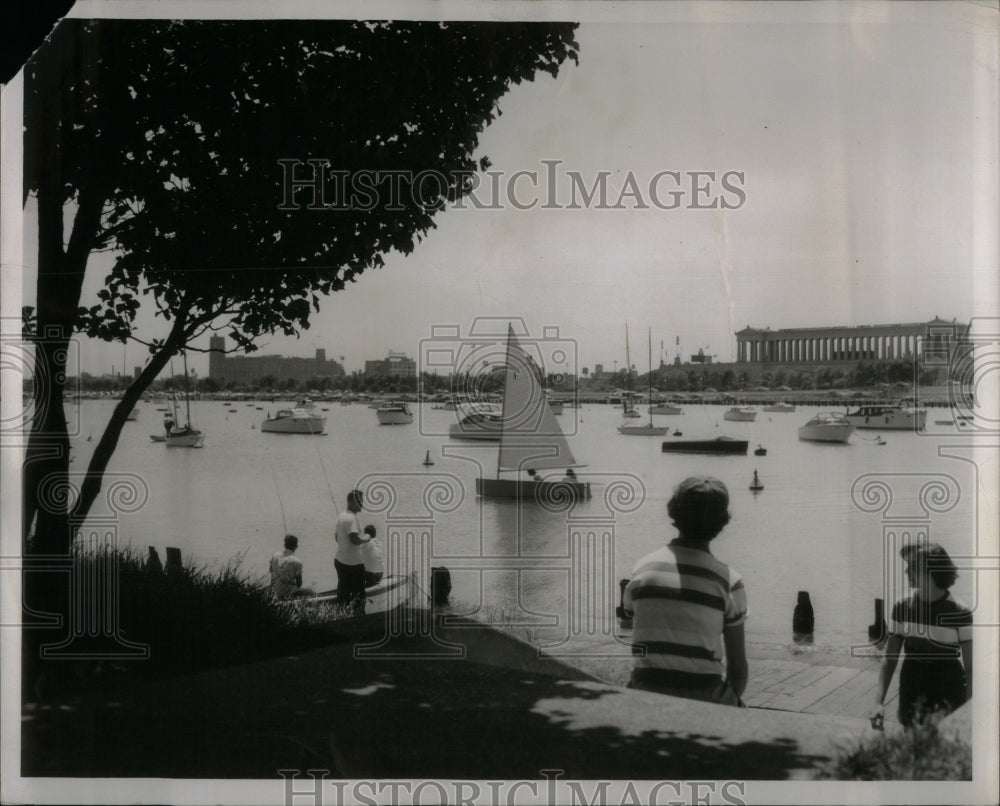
[[735, 317, 970, 366], [364, 350, 416, 378], [208, 336, 345, 386]]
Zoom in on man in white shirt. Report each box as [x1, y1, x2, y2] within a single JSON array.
[[270, 534, 311, 598], [334, 489, 372, 612]]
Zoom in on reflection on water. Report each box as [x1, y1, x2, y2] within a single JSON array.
[[67, 399, 977, 651]]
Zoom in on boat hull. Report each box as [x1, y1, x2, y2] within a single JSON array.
[[165, 428, 205, 448], [845, 409, 927, 430], [763, 403, 796, 413], [376, 410, 413, 425], [261, 416, 327, 434], [476, 477, 591, 500], [661, 438, 748, 454], [798, 424, 854, 443], [307, 572, 417, 615], [649, 405, 682, 415], [723, 409, 757, 422], [618, 425, 670, 436]]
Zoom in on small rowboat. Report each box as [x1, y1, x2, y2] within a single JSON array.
[[303, 571, 417, 615]]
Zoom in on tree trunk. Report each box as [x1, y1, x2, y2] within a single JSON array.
[[70, 312, 189, 530]]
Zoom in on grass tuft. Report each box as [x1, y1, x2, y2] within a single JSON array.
[[821, 715, 971, 780]]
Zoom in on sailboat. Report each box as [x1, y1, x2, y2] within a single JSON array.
[[618, 328, 669, 436], [621, 324, 642, 419], [476, 326, 590, 500], [165, 353, 205, 448]]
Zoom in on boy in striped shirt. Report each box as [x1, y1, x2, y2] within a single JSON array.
[[622, 476, 748, 706]]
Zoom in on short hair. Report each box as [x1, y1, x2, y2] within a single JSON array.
[[667, 476, 731, 542], [364, 524, 376, 536], [284, 534, 298, 550], [900, 542, 958, 590], [347, 489, 363, 509]]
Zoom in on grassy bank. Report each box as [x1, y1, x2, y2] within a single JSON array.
[[25, 546, 350, 697]]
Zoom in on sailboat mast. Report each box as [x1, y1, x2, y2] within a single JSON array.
[[648, 328, 653, 427], [496, 326, 513, 480], [624, 324, 631, 415], [183, 351, 192, 426]]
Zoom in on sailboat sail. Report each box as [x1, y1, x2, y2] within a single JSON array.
[[497, 327, 582, 472]]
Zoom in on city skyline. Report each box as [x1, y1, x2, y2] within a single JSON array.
[[12, 3, 996, 383]]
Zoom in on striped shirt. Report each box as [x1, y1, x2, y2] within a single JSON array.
[[890, 592, 972, 660], [623, 542, 747, 685]]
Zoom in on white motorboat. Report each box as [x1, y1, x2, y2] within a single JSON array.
[[548, 399, 564, 416], [376, 402, 413, 425], [763, 402, 796, 413], [723, 406, 757, 422], [649, 403, 683, 415], [448, 404, 504, 440], [798, 412, 854, 443], [844, 405, 926, 431], [261, 407, 327, 434]]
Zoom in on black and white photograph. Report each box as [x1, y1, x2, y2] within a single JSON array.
[[2, 1, 998, 804]]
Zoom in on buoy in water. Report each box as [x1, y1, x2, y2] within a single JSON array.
[[673, 429, 682, 437], [749, 469, 764, 491], [423, 450, 434, 466], [754, 444, 767, 456]]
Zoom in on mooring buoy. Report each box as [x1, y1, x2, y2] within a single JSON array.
[[423, 450, 434, 466], [749, 469, 763, 491], [754, 444, 767, 456]]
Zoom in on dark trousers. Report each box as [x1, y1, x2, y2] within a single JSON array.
[[335, 560, 367, 613]]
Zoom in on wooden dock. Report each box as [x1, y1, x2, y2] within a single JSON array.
[[744, 654, 899, 724]]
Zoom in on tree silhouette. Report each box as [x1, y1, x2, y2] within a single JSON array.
[[22, 18, 578, 554]]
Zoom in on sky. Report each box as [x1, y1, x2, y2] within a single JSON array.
[[11, 1, 999, 378]]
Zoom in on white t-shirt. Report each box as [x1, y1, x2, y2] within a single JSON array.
[[362, 537, 384, 573], [334, 510, 364, 565], [269, 549, 303, 598]]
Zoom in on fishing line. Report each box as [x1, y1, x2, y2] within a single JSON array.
[[271, 466, 288, 534], [315, 441, 341, 516]]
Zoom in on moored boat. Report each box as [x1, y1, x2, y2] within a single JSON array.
[[843, 405, 926, 431], [798, 412, 854, 443], [304, 571, 417, 615], [619, 328, 669, 436], [475, 326, 590, 500], [447, 404, 504, 440], [723, 406, 757, 422], [261, 407, 327, 434], [660, 437, 748, 455], [762, 402, 796, 413], [376, 402, 414, 425], [649, 403, 683, 415]]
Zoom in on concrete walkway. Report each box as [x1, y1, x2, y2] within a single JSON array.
[[21, 615, 879, 781]]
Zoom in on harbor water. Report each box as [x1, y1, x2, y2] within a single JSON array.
[[67, 399, 979, 652]]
